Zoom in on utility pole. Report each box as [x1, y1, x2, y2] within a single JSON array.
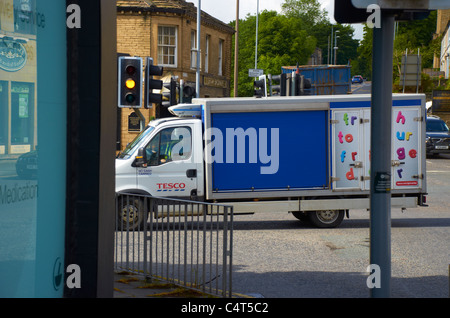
[[254, 0, 259, 70], [334, 30, 339, 65], [334, 0, 449, 299], [370, 10, 395, 298], [330, 25, 333, 65], [234, 0, 239, 97], [196, 0, 201, 98]]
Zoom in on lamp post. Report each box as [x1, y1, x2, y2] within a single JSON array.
[[255, 0, 259, 70], [196, 0, 201, 98], [234, 0, 239, 97], [334, 30, 340, 65]]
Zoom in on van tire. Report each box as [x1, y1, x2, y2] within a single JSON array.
[[308, 210, 344, 228], [118, 196, 146, 230]]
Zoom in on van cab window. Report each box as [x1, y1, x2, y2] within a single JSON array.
[[145, 126, 192, 165]]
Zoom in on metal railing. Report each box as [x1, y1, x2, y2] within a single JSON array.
[[114, 193, 233, 297]]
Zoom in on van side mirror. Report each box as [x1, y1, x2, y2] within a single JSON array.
[[134, 148, 147, 167]]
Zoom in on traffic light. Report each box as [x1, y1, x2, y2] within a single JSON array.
[[144, 57, 164, 109], [118, 56, 143, 108], [182, 84, 196, 103], [254, 75, 267, 98], [293, 74, 311, 96], [269, 73, 287, 96], [162, 77, 178, 107]]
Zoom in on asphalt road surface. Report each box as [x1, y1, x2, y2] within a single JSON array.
[[230, 154, 449, 298], [351, 81, 371, 94]]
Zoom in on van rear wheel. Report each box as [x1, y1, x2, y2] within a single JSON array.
[[118, 196, 146, 230], [308, 210, 344, 228]]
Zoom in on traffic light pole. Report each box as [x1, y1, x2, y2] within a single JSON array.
[[196, 0, 201, 98], [134, 109, 146, 132], [370, 10, 395, 298]]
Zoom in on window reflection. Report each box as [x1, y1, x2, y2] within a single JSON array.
[[0, 0, 38, 179], [0, 0, 38, 297]]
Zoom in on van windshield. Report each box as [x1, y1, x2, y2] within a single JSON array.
[[117, 126, 155, 159]]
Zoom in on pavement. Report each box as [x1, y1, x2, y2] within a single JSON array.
[[113, 271, 248, 298], [114, 271, 205, 298]]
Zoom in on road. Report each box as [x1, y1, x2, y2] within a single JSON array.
[[230, 154, 450, 298], [0, 159, 17, 179], [351, 81, 371, 94]]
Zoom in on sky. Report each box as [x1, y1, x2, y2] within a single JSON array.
[[192, 0, 364, 40]]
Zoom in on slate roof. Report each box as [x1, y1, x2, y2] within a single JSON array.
[[117, 0, 235, 33]]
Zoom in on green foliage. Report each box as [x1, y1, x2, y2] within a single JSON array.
[[353, 11, 439, 84], [281, 0, 328, 25], [230, 0, 359, 97], [231, 10, 316, 97], [352, 26, 373, 80]]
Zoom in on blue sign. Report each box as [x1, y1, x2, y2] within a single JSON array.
[[0, 39, 28, 72]]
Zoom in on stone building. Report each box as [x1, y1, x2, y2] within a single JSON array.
[[116, 0, 235, 150], [433, 9, 450, 70], [439, 20, 450, 78]]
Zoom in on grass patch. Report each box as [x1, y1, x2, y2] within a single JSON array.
[[149, 288, 213, 298]]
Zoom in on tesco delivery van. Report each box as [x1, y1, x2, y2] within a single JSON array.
[[116, 94, 427, 229]]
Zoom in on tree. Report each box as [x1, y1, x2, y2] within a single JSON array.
[[282, 0, 358, 66], [231, 10, 316, 97], [352, 26, 373, 79], [393, 10, 438, 70], [281, 0, 328, 26], [353, 11, 438, 82], [229, 0, 359, 96]]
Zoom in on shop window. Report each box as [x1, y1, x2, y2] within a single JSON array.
[[0, 1, 67, 298], [11, 82, 34, 148], [0, 81, 7, 149], [14, 0, 37, 35]]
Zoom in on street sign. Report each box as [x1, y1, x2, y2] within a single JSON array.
[[351, 0, 450, 9], [248, 69, 263, 77], [399, 54, 421, 88], [432, 90, 450, 113]]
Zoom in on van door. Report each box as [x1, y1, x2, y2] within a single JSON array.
[[331, 109, 367, 190], [391, 106, 422, 190], [136, 123, 199, 199]]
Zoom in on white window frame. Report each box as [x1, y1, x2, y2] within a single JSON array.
[[190, 30, 202, 70], [218, 39, 224, 76], [190, 30, 197, 69], [205, 35, 210, 73], [158, 25, 178, 67]]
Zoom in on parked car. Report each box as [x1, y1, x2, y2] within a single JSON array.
[[15, 149, 38, 179], [352, 75, 363, 84], [426, 115, 450, 156]]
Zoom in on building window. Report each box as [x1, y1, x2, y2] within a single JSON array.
[[11, 82, 34, 149], [14, 0, 37, 35], [0, 82, 7, 152], [205, 35, 210, 73], [190, 30, 201, 70], [191, 30, 197, 69], [158, 26, 177, 67], [218, 39, 224, 76]]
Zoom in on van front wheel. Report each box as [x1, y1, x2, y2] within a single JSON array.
[[308, 210, 345, 228], [118, 196, 146, 230]]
